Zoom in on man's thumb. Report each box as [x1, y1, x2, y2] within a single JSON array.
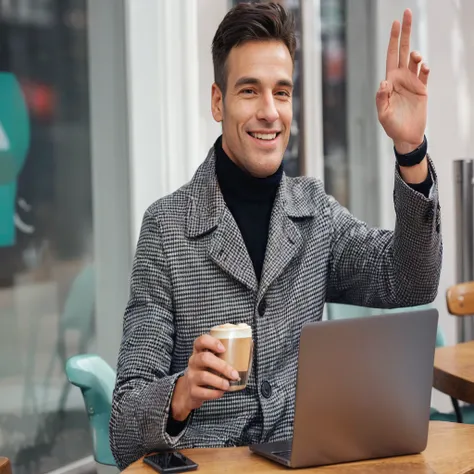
[[376, 80, 391, 115]]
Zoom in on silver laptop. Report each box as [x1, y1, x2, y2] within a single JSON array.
[[249, 308, 438, 469]]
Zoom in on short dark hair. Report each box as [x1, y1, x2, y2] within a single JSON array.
[[211, 2, 296, 95]]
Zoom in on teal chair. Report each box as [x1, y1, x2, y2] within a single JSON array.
[[43, 264, 95, 412], [326, 303, 474, 423], [65, 354, 117, 472]]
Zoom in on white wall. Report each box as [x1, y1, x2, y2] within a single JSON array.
[[375, 0, 474, 411], [301, 0, 325, 180], [197, 0, 229, 159], [88, 0, 133, 367], [427, 0, 474, 345], [125, 0, 234, 246], [125, 0, 201, 246]]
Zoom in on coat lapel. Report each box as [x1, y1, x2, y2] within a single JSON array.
[[257, 175, 314, 301], [208, 209, 258, 293], [185, 147, 316, 297], [185, 148, 258, 293]]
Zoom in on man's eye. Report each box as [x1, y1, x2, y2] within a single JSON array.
[[276, 91, 291, 97], [241, 89, 255, 95]]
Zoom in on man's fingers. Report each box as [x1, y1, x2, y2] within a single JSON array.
[[408, 51, 422, 75], [375, 80, 392, 116], [193, 334, 225, 354], [195, 370, 231, 392], [189, 386, 225, 403], [419, 63, 430, 86], [386, 20, 400, 76], [193, 351, 240, 381], [398, 9, 412, 68]]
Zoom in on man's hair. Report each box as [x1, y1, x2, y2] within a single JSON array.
[[211, 2, 296, 96]]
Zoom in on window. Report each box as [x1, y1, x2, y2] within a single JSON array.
[[0, 1, 95, 471]]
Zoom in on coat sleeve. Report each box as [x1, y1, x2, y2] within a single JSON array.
[[110, 210, 190, 471], [326, 156, 442, 308]]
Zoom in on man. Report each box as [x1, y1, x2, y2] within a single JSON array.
[[110, 2, 441, 470]]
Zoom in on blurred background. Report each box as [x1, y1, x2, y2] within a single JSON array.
[[0, 0, 472, 472]]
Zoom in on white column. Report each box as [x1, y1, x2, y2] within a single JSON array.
[[88, 0, 133, 367], [196, 0, 228, 160], [301, 0, 325, 180], [124, 0, 201, 247], [88, 0, 203, 365], [346, 0, 380, 226]]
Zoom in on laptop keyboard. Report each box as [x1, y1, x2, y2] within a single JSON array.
[[271, 450, 292, 460]]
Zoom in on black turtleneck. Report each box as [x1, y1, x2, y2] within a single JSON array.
[[215, 136, 283, 282]]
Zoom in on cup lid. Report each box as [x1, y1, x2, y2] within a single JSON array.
[[210, 323, 252, 338]]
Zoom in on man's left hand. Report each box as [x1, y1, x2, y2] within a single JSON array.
[[376, 8, 429, 155]]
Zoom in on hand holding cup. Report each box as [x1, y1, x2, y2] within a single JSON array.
[[170, 332, 240, 421], [171, 323, 253, 421]]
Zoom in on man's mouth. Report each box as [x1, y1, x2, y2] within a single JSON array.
[[248, 131, 280, 141]]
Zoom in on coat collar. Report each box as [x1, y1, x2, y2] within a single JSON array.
[[184, 146, 316, 239]]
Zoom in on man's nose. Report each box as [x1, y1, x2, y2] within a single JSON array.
[[257, 93, 279, 123]]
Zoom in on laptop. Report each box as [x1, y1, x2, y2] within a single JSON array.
[[249, 308, 439, 469]]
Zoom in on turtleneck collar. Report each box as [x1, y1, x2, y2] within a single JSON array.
[[214, 135, 283, 202]]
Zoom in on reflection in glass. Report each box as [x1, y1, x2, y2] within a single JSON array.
[[320, 0, 348, 207], [0, 1, 95, 472]]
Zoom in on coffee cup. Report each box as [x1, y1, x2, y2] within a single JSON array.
[[210, 323, 253, 391]]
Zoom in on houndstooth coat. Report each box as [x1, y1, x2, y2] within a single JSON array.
[[110, 148, 442, 470]]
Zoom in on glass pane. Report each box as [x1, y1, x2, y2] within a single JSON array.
[[0, 1, 95, 472], [231, 0, 304, 177], [320, 0, 348, 207]]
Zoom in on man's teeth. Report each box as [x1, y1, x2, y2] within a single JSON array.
[[250, 132, 277, 140]]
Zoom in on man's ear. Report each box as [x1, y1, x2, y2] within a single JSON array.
[[211, 83, 223, 122]]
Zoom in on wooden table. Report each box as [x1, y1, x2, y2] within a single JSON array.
[[0, 457, 12, 474], [124, 421, 474, 473], [434, 340, 474, 404]]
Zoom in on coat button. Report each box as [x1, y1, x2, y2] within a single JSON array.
[[261, 380, 272, 398], [258, 299, 267, 317]]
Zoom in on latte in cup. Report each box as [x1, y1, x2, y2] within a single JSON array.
[[210, 323, 253, 391]]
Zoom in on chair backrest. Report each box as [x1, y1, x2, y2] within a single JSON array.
[[446, 281, 474, 316], [65, 354, 116, 466], [326, 303, 446, 347], [0, 457, 12, 474], [61, 264, 95, 332]]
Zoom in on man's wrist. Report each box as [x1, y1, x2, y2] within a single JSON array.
[[393, 139, 424, 155], [394, 135, 429, 184], [170, 376, 191, 422], [398, 157, 429, 184]]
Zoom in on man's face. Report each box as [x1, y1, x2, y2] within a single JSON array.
[[211, 40, 293, 178]]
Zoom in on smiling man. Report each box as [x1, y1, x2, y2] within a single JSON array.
[[110, 2, 442, 470], [211, 37, 293, 179]]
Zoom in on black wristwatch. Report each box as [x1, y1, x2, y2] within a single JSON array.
[[394, 135, 428, 167]]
